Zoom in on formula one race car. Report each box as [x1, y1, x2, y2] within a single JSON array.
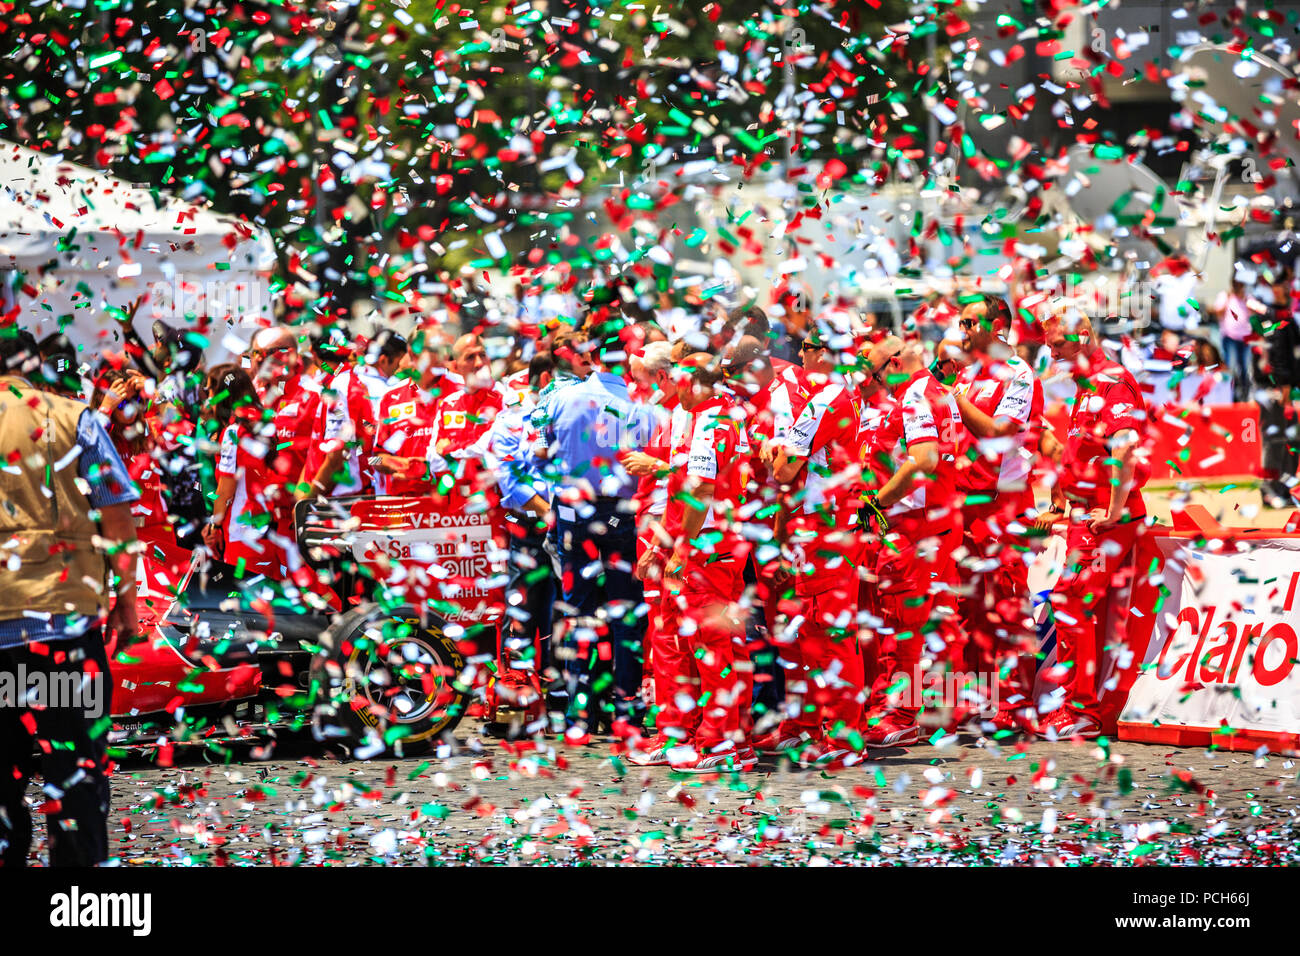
[[107, 493, 536, 759]]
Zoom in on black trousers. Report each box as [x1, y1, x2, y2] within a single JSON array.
[[555, 497, 645, 730], [504, 511, 557, 669], [0, 629, 112, 867], [1260, 389, 1299, 500]]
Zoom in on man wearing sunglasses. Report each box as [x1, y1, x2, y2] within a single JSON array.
[[861, 337, 964, 749], [763, 346, 867, 767], [799, 326, 835, 378], [949, 294, 1044, 734], [1038, 308, 1149, 740]]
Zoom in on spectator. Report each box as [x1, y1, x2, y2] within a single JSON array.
[[91, 368, 183, 575], [1211, 275, 1256, 401], [0, 326, 140, 867], [775, 286, 812, 361], [1259, 266, 1300, 507], [36, 333, 82, 397], [150, 319, 206, 419], [1151, 254, 1201, 334], [1140, 328, 1191, 407], [1175, 338, 1231, 405]]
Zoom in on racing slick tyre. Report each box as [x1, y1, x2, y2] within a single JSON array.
[[310, 603, 469, 757]]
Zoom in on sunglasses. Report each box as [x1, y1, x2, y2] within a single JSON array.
[[871, 351, 901, 383], [800, 340, 825, 351]]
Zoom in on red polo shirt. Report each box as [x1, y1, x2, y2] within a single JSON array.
[[880, 369, 962, 523], [1061, 352, 1149, 519], [953, 353, 1043, 496], [785, 379, 864, 595], [375, 380, 442, 496]]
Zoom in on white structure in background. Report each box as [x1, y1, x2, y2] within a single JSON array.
[[0, 143, 275, 362], [539, 156, 1010, 337]]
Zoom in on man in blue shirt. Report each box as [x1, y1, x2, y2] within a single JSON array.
[[542, 318, 661, 740], [0, 328, 141, 867]]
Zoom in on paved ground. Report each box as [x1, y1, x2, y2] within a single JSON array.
[[18, 486, 1297, 867], [30, 723, 1295, 867]]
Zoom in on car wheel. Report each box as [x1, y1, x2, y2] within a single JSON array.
[[310, 604, 469, 757]]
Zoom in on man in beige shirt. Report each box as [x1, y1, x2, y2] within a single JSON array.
[[0, 328, 140, 867]]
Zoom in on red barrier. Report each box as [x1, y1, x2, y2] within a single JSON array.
[[1045, 402, 1262, 481], [1109, 506, 1300, 752]]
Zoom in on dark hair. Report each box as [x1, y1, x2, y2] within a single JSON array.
[[528, 351, 555, 390], [91, 368, 150, 454], [684, 352, 727, 389], [0, 326, 40, 374], [616, 296, 655, 325], [373, 329, 409, 364], [1194, 337, 1222, 367], [550, 330, 587, 376], [982, 294, 1014, 330], [310, 326, 349, 364], [152, 320, 204, 373], [37, 333, 80, 394], [725, 304, 771, 343], [205, 363, 263, 428], [581, 314, 629, 369], [725, 336, 766, 379]]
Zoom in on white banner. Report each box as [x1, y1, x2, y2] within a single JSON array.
[[1120, 538, 1300, 736]]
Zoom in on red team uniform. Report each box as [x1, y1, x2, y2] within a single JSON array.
[[953, 354, 1044, 712], [216, 410, 279, 576], [655, 392, 754, 760], [427, 385, 505, 499], [266, 372, 320, 571], [304, 364, 390, 496], [1049, 356, 1149, 725], [374, 379, 442, 496], [869, 369, 963, 734], [746, 358, 809, 640], [778, 378, 865, 750]]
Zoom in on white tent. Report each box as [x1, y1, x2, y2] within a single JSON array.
[[0, 143, 276, 363]]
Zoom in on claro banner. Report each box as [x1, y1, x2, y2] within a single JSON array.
[[1116, 510, 1300, 751]]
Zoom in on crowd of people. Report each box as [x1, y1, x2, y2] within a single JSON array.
[[1, 274, 1183, 778]]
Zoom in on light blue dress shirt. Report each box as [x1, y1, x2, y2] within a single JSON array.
[[487, 400, 551, 512], [540, 371, 659, 499]]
